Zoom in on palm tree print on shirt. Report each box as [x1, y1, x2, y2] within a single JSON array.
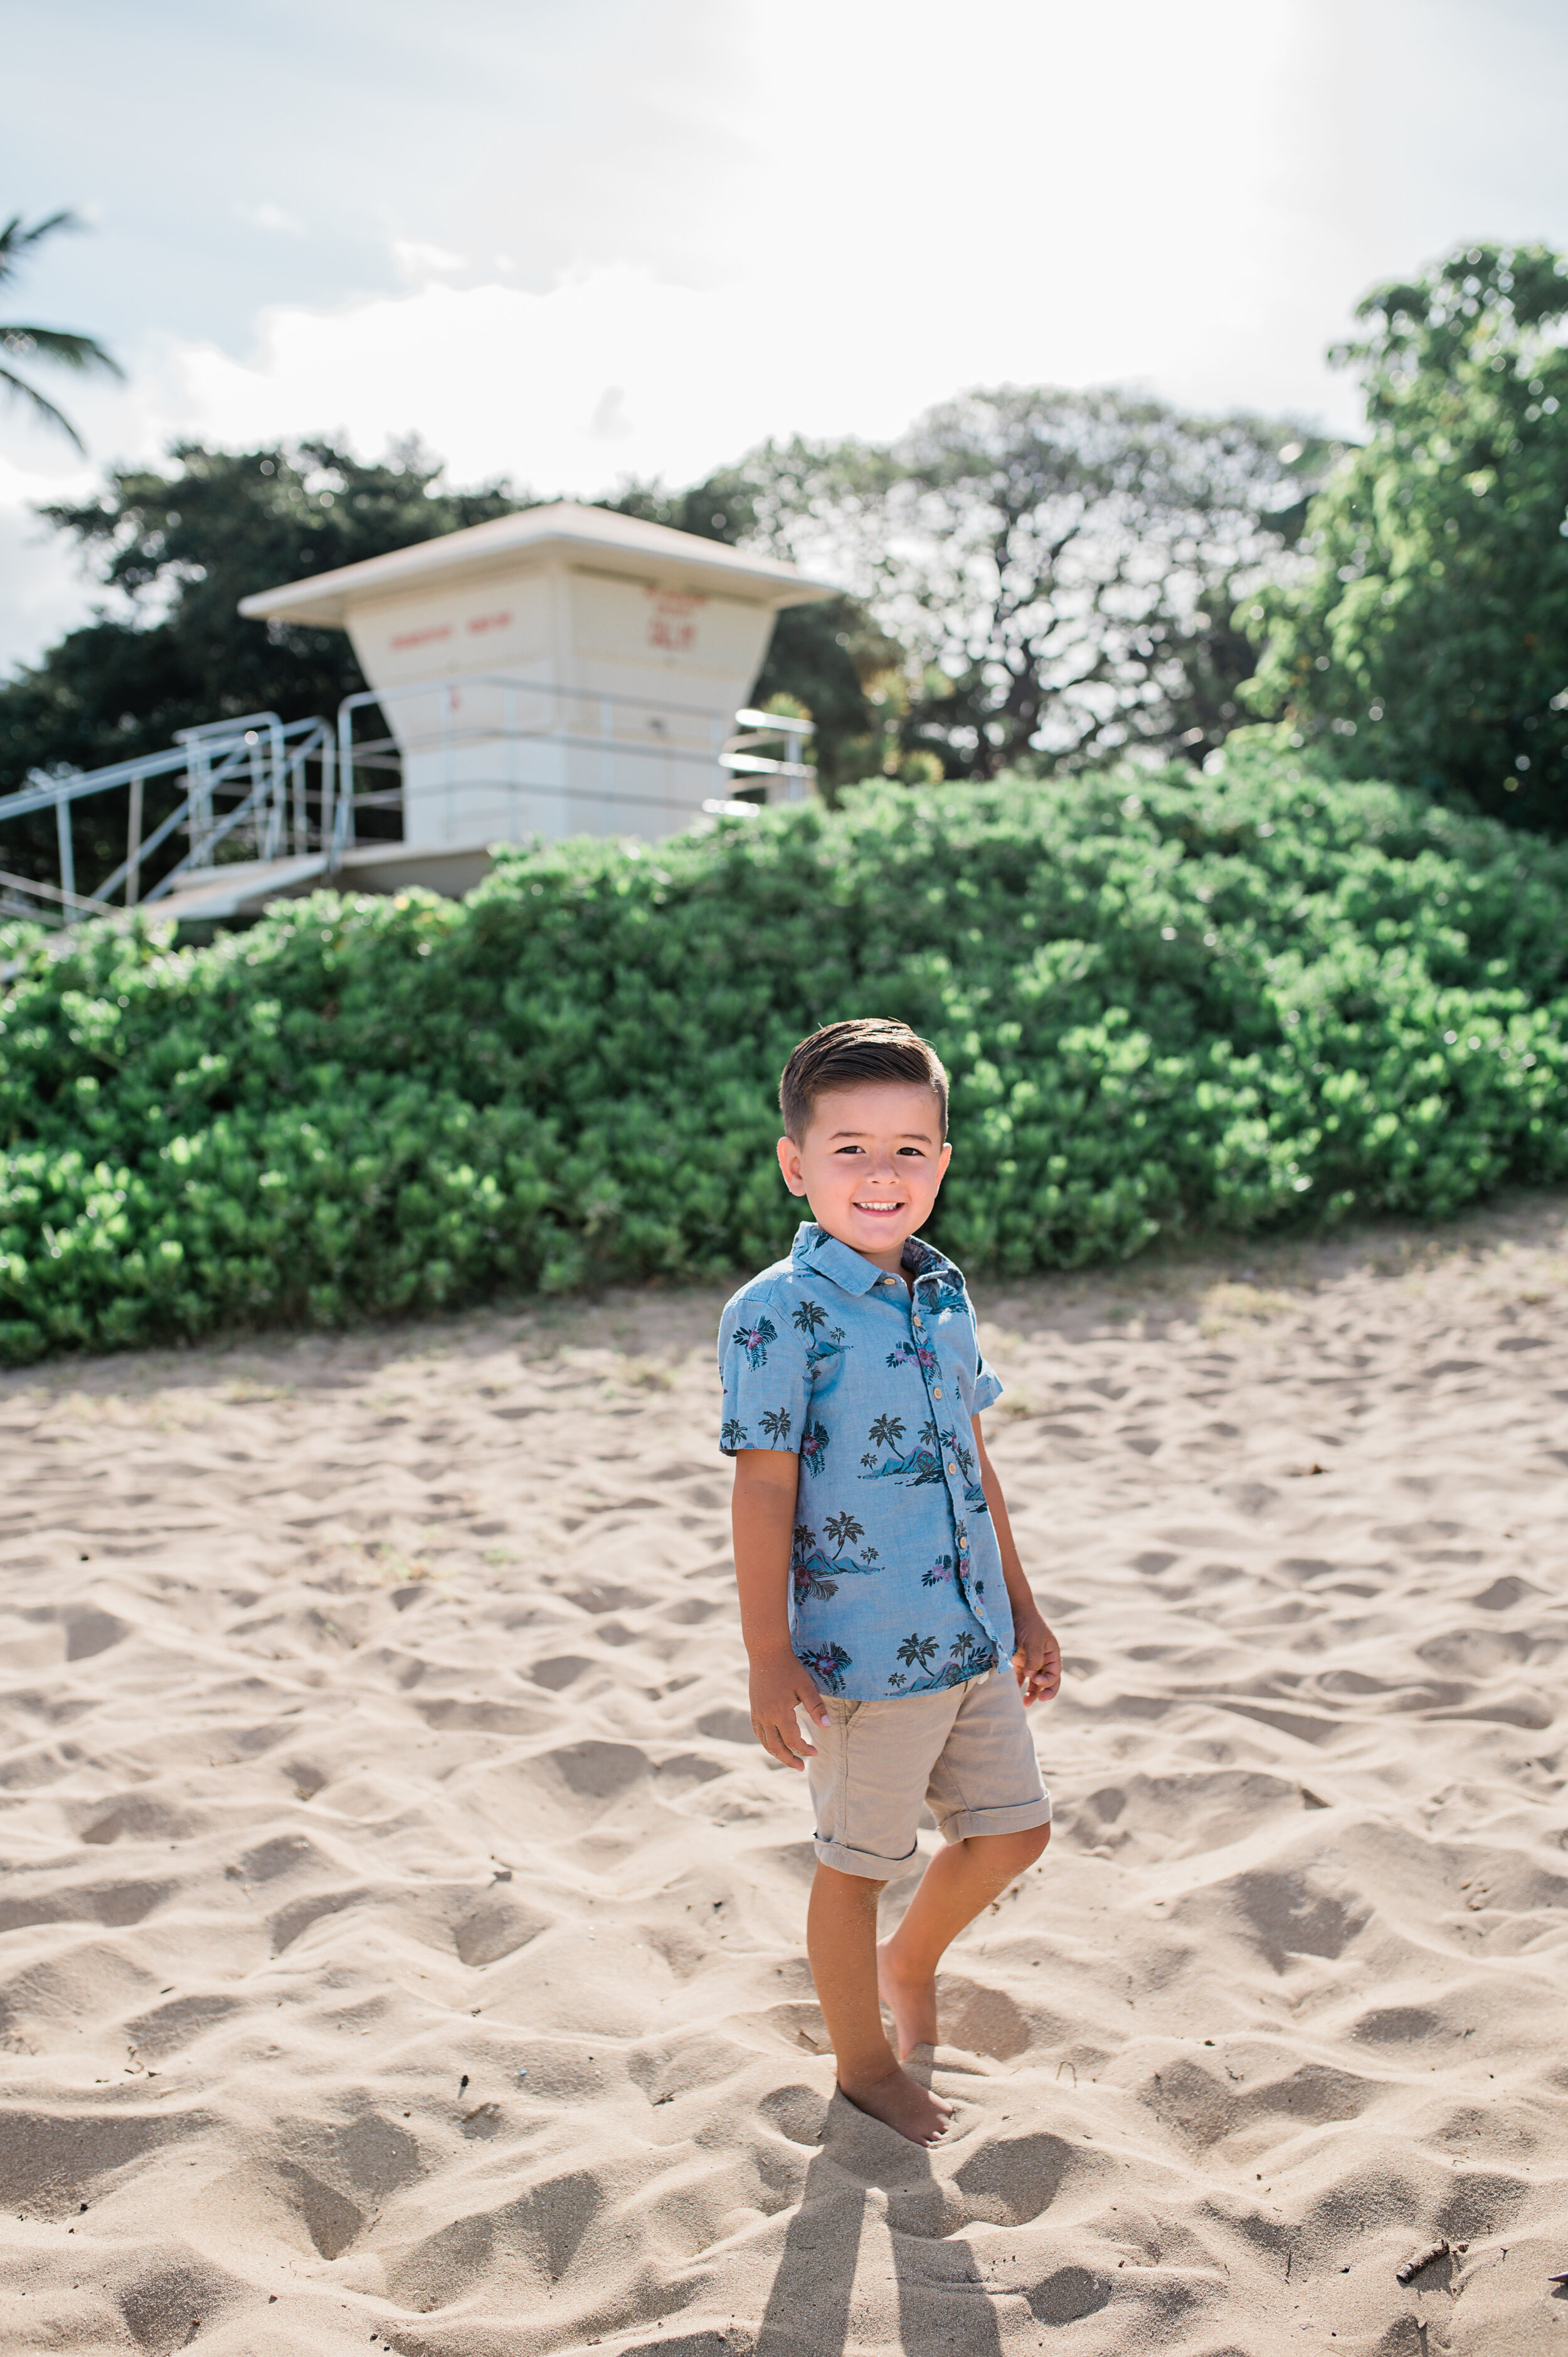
[[758, 1405, 794, 1445], [721, 1417, 750, 1451], [800, 1640, 853, 1693], [792, 1519, 879, 1605], [733, 1315, 777, 1369], [792, 1297, 850, 1374], [792, 1521, 837, 1604], [896, 1628, 997, 1696], [861, 1415, 945, 1487], [941, 1427, 990, 1514], [860, 1413, 910, 1471], [862, 1419, 988, 1513]]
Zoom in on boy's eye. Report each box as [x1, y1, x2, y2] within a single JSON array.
[[830, 1142, 928, 1157]]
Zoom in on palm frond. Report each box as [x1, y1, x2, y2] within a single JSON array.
[[0, 210, 84, 289], [0, 324, 123, 378], [0, 363, 86, 454], [0, 213, 120, 448]]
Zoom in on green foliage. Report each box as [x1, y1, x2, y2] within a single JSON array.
[[3, 745, 1565, 1365], [1239, 242, 1568, 833], [0, 208, 122, 454]]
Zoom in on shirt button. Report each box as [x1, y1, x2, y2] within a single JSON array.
[[933, 1387, 943, 1400], [945, 1460, 958, 1476]]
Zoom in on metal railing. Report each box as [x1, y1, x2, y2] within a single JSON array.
[[0, 712, 341, 928], [0, 676, 816, 929], [336, 674, 813, 829]]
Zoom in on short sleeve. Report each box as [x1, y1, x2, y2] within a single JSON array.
[[719, 1290, 811, 1456], [953, 1278, 1002, 1415]]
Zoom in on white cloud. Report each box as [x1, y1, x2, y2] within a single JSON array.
[[588, 384, 633, 442], [391, 238, 470, 284], [153, 267, 886, 497]]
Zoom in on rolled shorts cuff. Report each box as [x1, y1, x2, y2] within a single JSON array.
[[812, 1831, 920, 1880], [938, 1792, 1053, 1846]]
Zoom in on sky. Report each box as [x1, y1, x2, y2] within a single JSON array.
[[4, 0, 1568, 676]]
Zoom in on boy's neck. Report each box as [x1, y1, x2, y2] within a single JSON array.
[[815, 1220, 913, 1282]]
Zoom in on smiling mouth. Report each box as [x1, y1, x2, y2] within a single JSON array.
[[853, 1199, 905, 1216]]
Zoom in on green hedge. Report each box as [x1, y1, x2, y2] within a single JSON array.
[[3, 742, 1567, 1364]]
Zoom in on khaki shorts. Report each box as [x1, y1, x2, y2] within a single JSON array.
[[805, 1669, 1052, 1880]]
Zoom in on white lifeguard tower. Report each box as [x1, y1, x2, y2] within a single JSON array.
[[0, 504, 841, 935], [238, 502, 837, 856]]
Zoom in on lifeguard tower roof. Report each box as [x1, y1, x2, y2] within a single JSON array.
[[238, 499, 834, 630]]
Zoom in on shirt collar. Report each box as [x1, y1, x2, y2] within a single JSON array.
[[899, 1233, 954, 1286], [790, 1221, 961, 1297]]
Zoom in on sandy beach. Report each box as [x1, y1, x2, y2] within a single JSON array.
[[1, 1193, 1566, 2356]]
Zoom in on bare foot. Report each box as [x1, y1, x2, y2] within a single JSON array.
[[877, 1940, 938, 2060], [837, 2063, 953, 2146]]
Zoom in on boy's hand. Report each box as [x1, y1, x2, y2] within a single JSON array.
[[1010, 1606, 1061, 1706], [749, 1650, 830, 1770]]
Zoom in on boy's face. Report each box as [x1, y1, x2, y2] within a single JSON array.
[[776, 1082, 951, 1274]]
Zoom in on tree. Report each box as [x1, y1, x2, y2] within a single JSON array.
[[733, 392, 1329, 780], [1237, 242, 1568, 834], [0, 210, 122, 452], [0, 439, 524, 881]]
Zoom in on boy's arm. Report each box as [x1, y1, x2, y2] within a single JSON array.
[[973, 1415, 1061, 1706], [731, 1448, 830, 1770]]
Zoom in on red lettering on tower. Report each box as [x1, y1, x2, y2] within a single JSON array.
[[645, 587, 704, 655]]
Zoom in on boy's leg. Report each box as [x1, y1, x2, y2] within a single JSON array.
[[803, 1691, 961, 2142], [808, 1861, 953, 2144], [877, 1824, 1051, 2058], [877, 1671, 1054, 2058]]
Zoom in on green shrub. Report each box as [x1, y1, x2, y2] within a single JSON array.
[[3, 743, 1566, 1363]]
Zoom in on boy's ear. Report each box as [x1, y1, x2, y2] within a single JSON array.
[[776, 1134, 808, 1198]]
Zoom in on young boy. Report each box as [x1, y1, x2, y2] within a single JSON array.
[[719, 1018, 1061, 2146]]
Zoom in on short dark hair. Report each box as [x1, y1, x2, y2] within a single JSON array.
[[779, 1019, 948, 1142]]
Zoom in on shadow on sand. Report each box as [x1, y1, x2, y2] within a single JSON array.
[[754, 2072, 1009, 2357]]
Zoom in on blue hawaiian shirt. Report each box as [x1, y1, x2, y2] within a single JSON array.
[[718, 1221, 1010, 1701]]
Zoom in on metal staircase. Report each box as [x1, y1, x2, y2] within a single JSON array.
[[0, 683, 813, 933]]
